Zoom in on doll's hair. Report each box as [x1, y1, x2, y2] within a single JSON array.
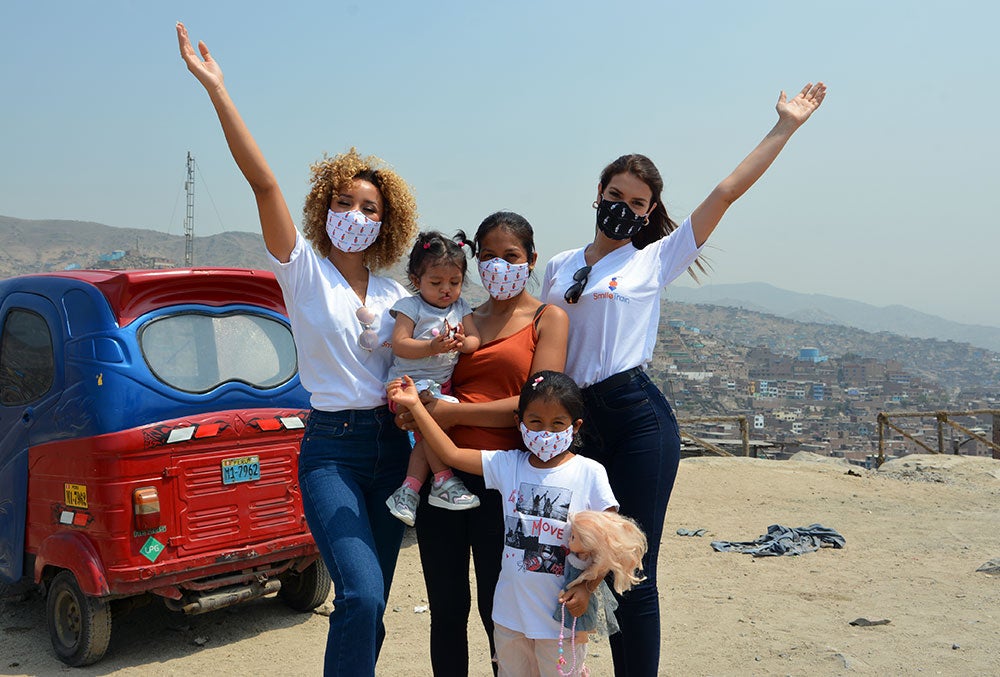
[[569, 510, 647, 595]]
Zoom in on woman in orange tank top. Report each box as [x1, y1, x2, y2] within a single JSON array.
[[396, 211, 568, 675]]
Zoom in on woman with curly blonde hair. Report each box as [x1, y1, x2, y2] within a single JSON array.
[[178, 23, 418, 676]]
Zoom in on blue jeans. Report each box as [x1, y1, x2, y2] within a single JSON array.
[[298, 407, 410, 676], [580, 369, 680, 677]]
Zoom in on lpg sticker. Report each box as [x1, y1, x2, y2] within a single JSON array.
[[140, 537, 165, 563], [64, 483, 88, 508]]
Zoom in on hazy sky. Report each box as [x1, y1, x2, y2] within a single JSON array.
[[2, 1, 996, 327]]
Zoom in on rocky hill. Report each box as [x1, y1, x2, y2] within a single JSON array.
[[0, 215, 270, 274]]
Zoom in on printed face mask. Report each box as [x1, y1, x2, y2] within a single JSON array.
[[326, 209, 382, 253], [519, 422, 574, 462], [478, 258, 530, 301], [596, 199, 647, 240]]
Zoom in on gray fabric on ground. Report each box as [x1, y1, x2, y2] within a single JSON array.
[[710, 524, 845, 557]]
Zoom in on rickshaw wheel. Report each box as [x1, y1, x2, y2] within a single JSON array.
[[46, 570, 112, 666], [278, 558, 332, 611]]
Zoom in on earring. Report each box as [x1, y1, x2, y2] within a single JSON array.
[[592, 200, 599, 209]]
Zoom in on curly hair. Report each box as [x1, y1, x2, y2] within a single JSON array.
[[568, 510, 648, 595], [301, 148, 418, 271]]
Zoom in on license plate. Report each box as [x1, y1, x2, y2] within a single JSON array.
[[221, 455, 260, 485]]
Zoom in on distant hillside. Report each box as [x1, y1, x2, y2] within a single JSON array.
[[666, 282, 1000, 353], [661, 300, 1000, 391], [0, 215, 270, 275]]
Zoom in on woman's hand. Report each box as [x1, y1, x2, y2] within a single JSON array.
[[559, 584, 591, 619], [776, 82, 826, 127], [176, 23, 224, 93]]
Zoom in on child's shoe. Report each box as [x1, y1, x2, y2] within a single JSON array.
[[428, 476, 481, 511], [386, 485, 420, 526]]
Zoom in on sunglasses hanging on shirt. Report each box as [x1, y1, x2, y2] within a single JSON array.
[[564, 265, 592, 305]]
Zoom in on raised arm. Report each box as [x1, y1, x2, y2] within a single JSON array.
[[176, 22, 296, 261], [689, 82, 826, 247]]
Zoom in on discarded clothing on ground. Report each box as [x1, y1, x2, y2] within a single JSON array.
[[711, 524, 845, 557]]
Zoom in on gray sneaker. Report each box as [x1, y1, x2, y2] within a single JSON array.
[[428, 476, 481, 511], [386, 485, 419, 526]]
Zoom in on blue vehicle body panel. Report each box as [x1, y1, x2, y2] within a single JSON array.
[[0, 270, 310, 585]]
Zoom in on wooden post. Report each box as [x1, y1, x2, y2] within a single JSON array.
[[740, 415, 751, 457], [877, 412, 885, 467], [937, 412, 946, 454], [994, 414, 1000, 460]]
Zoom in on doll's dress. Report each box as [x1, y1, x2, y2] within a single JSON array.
[[552, 552, 620, 635]]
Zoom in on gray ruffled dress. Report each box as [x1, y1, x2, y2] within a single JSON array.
[[552, 552, 620, 635]]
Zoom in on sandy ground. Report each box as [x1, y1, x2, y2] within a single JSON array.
[[2, 453, 999, 676]]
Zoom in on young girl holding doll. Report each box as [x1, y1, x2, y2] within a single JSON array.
[[389, 370, 641, 676], [385, 231, 482, 526]]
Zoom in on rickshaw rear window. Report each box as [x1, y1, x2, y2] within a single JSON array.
[[139, 311, 297, 393]]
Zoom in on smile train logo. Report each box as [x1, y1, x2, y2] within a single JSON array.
[[592, 277, 630, 304]]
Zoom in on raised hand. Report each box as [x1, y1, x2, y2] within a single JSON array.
[[176, 22, 223, 92], [776, 82, 826, 127]]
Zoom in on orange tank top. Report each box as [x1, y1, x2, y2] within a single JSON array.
[[448, 306, 548, 451]]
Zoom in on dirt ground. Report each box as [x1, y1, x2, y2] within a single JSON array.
[[3, 453, 999, 676]]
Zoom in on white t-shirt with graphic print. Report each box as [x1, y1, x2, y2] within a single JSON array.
[[540, 216, 703, 388], [267, 232, 408, 411], [481, 450, 618, 640]]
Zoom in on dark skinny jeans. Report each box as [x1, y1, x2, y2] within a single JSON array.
[[414, 471, 504, 676], [580, 369, 681, 677]]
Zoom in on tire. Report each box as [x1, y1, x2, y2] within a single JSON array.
[[278, 559, 331, 611], [45, 570, 112, 667]]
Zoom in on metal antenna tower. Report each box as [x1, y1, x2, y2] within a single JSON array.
[[184, 151, 195, 267]]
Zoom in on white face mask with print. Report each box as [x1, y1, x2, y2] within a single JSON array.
[[519, 422, 574, 462], [326, 209, 382, 253], [478, 258, 529, 301]]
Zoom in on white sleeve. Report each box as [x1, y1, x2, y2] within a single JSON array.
[[656, 217, 703, 288], [480, 449, 510, 491], [541, 258, 556, 298], [586, 461, 619, 512]]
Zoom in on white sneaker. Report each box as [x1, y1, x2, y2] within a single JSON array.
[[427, 477, 481, 511], [386, 486, 419, 526]]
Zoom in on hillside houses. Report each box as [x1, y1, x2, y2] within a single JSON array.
[[651, 308, 998, 464]]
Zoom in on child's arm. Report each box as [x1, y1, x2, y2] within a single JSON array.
[[391, 313, 459, 359], [453, 312, 481, 354], [387, 376, 483, 475]]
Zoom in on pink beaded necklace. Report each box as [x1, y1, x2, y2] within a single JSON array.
[[557, 602, 578, 676]]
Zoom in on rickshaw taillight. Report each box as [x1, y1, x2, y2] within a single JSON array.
[[133, 486, 161, 530]]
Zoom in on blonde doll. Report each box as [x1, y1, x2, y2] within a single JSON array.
[[554, 510, 647, 674]]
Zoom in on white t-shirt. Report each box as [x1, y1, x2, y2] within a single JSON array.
[[541, 217, 703, 387], [482, 450, 618, 640], [386, 295, 473, 384], [267, 232, 408, 411]]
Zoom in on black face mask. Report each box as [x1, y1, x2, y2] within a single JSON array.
[[596, 199, 646, 240]]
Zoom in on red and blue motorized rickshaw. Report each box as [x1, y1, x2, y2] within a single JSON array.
[[0, 268, 329, 666]]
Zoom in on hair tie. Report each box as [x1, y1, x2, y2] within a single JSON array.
[[532, 376, 544, 389], [423, 242, 431, 249]]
